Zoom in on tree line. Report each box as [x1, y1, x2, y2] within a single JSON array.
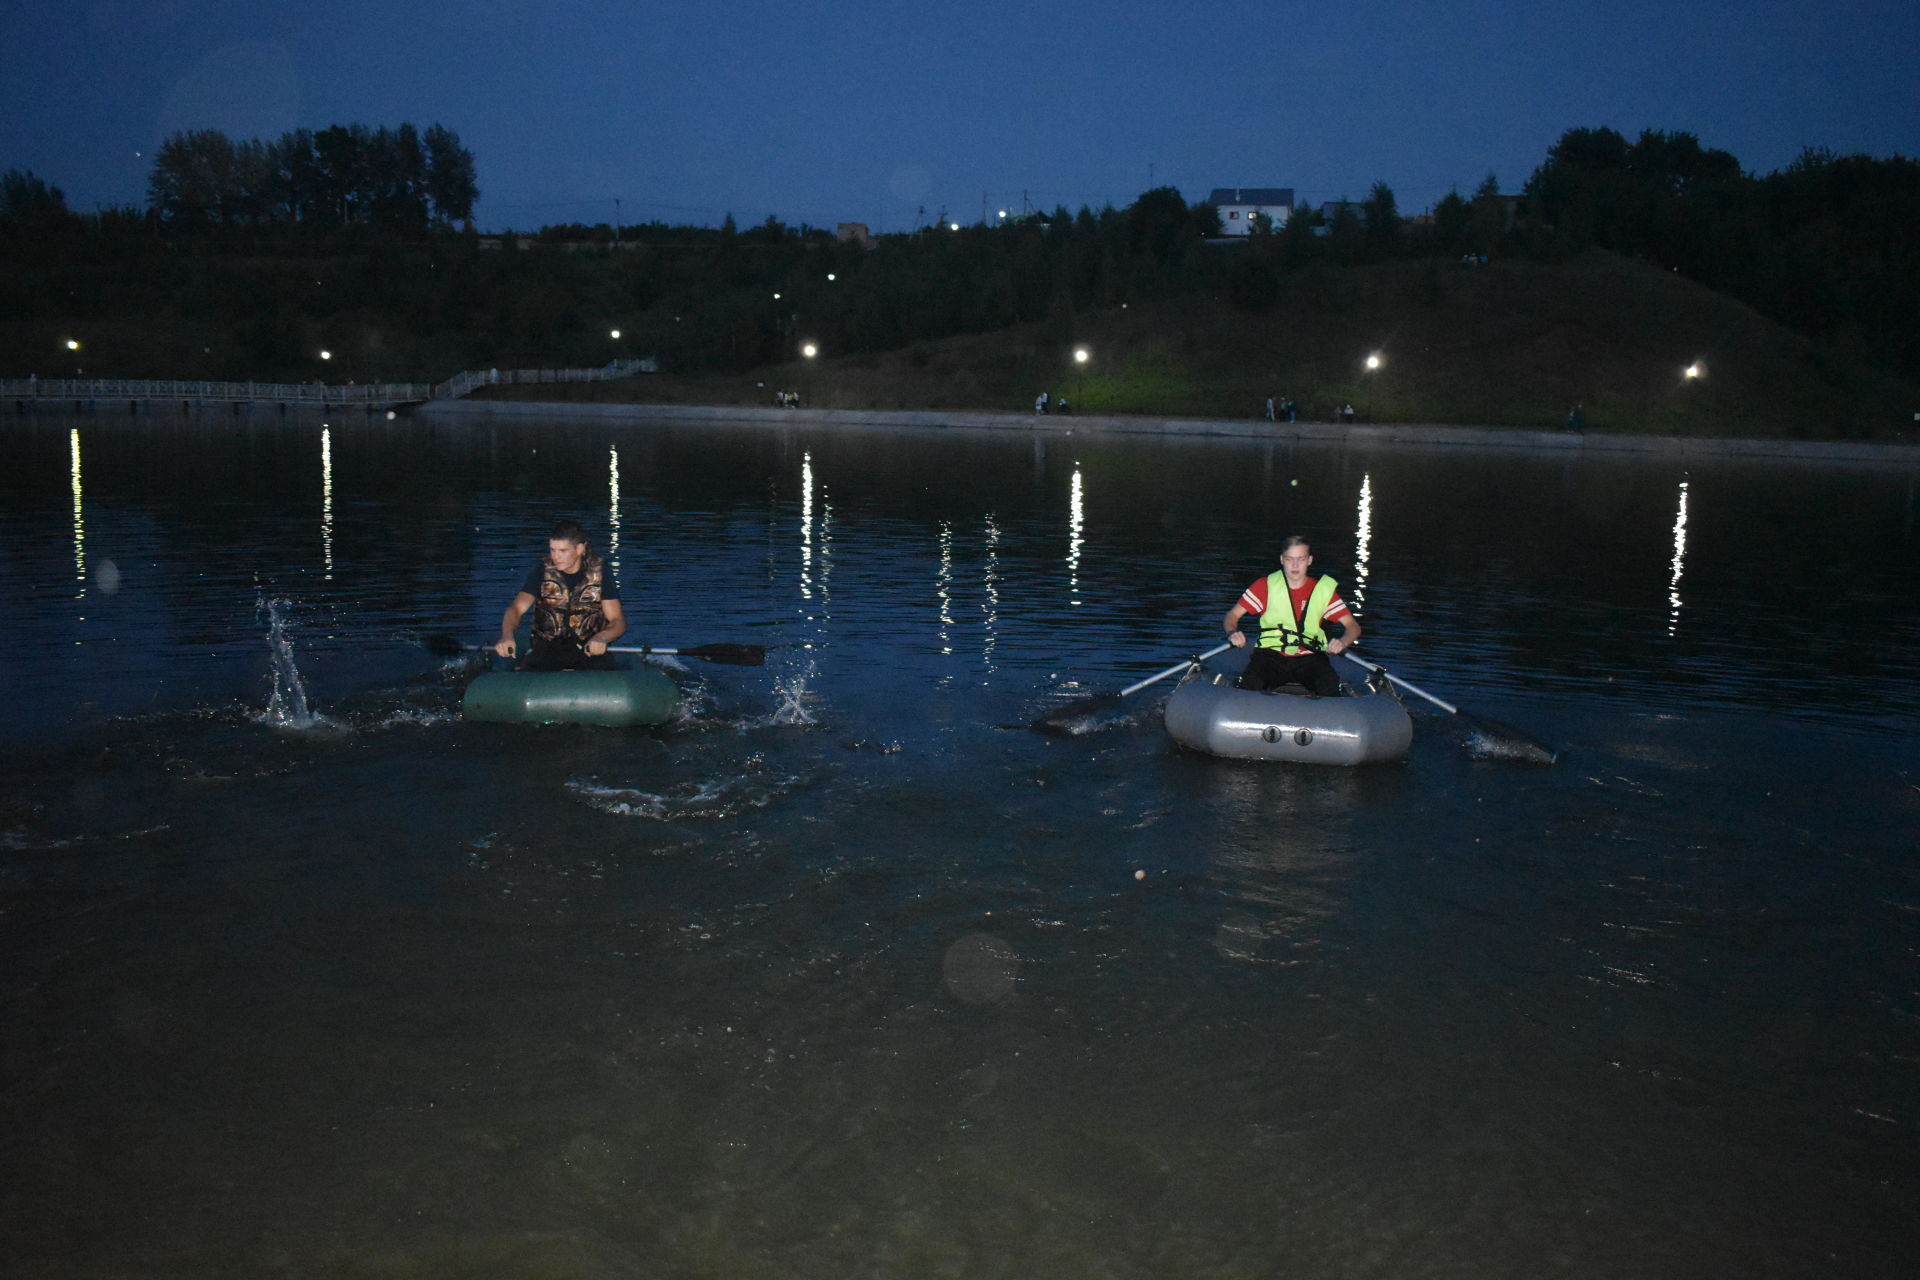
[[3, 124, 1914, 383], [141, 123, 478, 233]]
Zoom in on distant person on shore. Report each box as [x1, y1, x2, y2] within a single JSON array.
[[1339, 403, 1356, 423], [1056, 398, 1071, 415], [493, 519, 626, 670], [1035, 391, 1050, 414], [1265, 396, 1276, 421], [1286, 397, 1298, 421], [1565, 402, 1585, 433], [1222, 535, 1359, 697]]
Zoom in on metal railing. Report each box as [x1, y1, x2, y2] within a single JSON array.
[[4, 357, 655, 408], [1, 377, 431, 405], [434, 358, 656, 399]]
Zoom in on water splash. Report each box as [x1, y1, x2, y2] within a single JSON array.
[[256, 593, 326, 730], [1047, 698, 1158, 736], [764, 660, 819, 726], [1463, 724, 1558, 765], [566, 763, 822, 820]]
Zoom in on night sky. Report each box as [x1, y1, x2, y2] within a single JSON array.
[[5, 0, 1916, 232]]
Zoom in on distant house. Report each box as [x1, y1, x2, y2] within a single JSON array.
[[1208, 187, 1295, 235], [836, 222, 874, 248]]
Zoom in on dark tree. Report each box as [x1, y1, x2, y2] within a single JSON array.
[[1429, 190, 1470, 253], [1363, 182, 1400, 258], [0, 169, 72, 226], [424, 123, 478, 226], [148, 129, 235, 229]]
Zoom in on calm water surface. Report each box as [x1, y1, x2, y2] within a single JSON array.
[[2, 411, 1917, 1278]]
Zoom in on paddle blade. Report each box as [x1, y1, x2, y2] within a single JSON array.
[[672, 643, 766, 666], [1459, 713, 1557, 765], [422, 633, 475, 657], [1031, 693, 1122, 735]]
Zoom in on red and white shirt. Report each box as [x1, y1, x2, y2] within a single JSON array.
[[1239, 575, 1351, 627]]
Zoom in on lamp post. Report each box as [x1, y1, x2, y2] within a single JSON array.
[[66, 338, 81, 378], [1362, 351, 1383, 422], [1072, 346, 1090, 410], [1679, 360, 1706, 430], [801, 341, 818, 407]]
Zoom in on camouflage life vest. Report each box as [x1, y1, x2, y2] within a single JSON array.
[[533, 554, 607, 643]]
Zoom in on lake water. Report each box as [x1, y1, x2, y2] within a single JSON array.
[[3, 410, 1918, 1278]]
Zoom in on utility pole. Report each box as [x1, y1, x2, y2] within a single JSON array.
[[613, 198, 620, 248]]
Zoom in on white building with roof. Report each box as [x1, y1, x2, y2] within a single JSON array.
[[1208, 187, 1295, 235]]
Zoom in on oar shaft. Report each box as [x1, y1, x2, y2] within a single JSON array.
[[1119, 641, 1235, 697], [1338, 652, 1459, 716]]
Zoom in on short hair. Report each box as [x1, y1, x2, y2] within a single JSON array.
[[549, 519, 588, 545], [1279, 534, 1312, 554]]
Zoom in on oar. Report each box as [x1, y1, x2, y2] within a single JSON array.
[[422, 634, 765, 666], [1033, 641, 1234, 734], [1325, 646, 1555, 764], [614, 642, 765, 666]]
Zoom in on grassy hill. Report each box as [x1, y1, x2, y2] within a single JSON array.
[[8, 237, 1913, 440], [483, 250, 1916, 441]]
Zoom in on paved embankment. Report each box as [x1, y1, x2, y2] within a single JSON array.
[[416, 399, 1920, 465]]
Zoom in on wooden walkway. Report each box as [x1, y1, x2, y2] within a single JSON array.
[[3, 359, 654, 414]]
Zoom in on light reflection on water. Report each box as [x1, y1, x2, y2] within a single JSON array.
[[1067, 461, 1084, 606], [1351, 471, 1373, 613], [937, 518, 954, 656], [320, 425, 333, 578], [1668, 477, 1688, 637], [0, 412, 1916, 1277], [607, 443, 620, 569], [69, 426, 85, 597]]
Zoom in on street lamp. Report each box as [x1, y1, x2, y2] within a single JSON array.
[[65, 338, 81, 377], [1360, 351, 1383, 421], [1683, 361, 1704, 380], [1072, 346, 1090, 409], [801, 341, 818, 407], [609, 329, 621, 340]]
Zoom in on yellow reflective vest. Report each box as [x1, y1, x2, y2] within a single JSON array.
[[1257, 572, 1337, 655]]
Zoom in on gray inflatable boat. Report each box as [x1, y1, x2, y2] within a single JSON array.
[[1163, 652, 1412, 765]]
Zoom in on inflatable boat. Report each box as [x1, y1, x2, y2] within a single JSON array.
[[1163, 652, 1411, 765], [462, 666, 679, 727]]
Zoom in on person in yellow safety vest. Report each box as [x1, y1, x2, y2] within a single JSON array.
[[493, 519, 627, 670], [1221, 534, 1361, 696]]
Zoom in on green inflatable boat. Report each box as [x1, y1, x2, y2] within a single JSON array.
[[462, 666, 679, 727]]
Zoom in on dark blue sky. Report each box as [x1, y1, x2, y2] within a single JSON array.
[[6, 0, 1916, 231]]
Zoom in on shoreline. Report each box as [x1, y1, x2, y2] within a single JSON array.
[[416, 398, 1920, 466]]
